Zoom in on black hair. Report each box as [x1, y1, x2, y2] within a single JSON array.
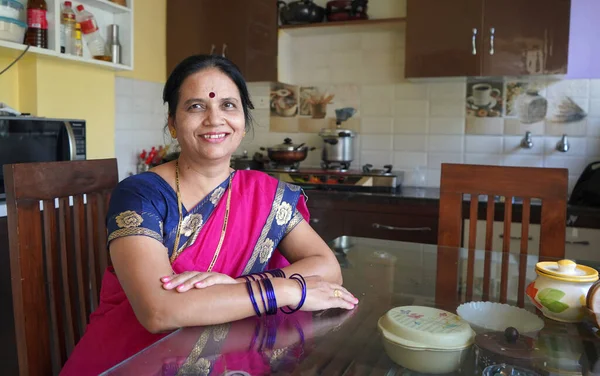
[[162, 54, 255, 131]]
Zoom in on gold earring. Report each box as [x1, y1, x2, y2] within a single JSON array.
[[243, 131, 246, 137], [170, 128, 177, 138]]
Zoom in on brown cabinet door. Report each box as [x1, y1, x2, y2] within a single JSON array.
[[166, 0, 224, 77], [307, 209, 345, 243], [405, 0, 483, 78], [481, 0, 571, 76], [344, 212, 438, 244]]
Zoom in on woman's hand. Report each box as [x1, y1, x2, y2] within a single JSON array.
[[161, 271, 238, 292], [288, 276, 358, 312]]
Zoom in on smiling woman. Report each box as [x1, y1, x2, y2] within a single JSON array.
[[59, 55, 357, 376]]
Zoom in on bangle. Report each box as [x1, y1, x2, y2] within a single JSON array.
[[256, 278, 269, 314], [280, 274, 307, 314], [239, 269, 286, 280], [245, 281, 261, 317], [267, 269, 286, 278], [262, 278, 278, 315]]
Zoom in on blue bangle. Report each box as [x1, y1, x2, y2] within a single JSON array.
[[245, 281, 261, 317], [280, 274, 307, 314], [256, 278, 268, 314], [262, 278, 278, 315]]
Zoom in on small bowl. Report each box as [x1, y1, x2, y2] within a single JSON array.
[[457, 301, 544, 337]]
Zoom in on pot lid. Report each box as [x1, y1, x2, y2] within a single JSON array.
[[475, 327, 544, 363], [377, 306, 474, 351], [269, 138, 305, 151], [319, 128, 355, 138], [535, 259, 598, 283]]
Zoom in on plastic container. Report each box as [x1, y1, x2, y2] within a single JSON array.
[[0, 15, 26, 43], [75, 4, 110, 59], [0, 0, 23, 20], [377, 306, 475, 374], [457, 301, 544, 337]]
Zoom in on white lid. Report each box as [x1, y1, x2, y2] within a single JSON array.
[[378, 306, 474, 350]]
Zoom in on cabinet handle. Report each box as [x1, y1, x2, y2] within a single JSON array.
[[309, 218, 320, 224], [566, 240, 590, 246], [499, 234, 533, 241], [372, 223, 431, 232], [210, 44, 216, 55], [222, 43, 228, 58], [489, 27, 495, 55], [472, 28, 477, 55]]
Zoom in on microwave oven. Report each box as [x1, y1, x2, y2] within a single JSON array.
[[0, 116, 86, 200]]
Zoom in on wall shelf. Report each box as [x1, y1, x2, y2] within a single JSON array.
[[278, 17, 406, 36], [0, 0, 133, 71]]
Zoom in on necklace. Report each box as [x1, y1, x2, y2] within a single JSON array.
[[170, 159, 233, 272]]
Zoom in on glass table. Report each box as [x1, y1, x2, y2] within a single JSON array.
[[101, 237, 600, 375]]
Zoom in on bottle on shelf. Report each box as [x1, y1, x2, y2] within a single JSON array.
[[75, 5, 111, 61], [60, 1, 76, 54], [73, 22, 83, 57], [108, 24, 121, 64], [24, 0, 48, 49]]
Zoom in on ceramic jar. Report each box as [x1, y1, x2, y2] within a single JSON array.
[[517, 89, 548, 124], [526, 259, 598, 323]]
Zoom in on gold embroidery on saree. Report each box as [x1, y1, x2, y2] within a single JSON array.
[[258, 238, 275, 264], [275, 201, 293, 226], [107, 227, 163, 243], [181, 214, 203, 237], [285, 210, 304, 235], [115, 210, 143, 228], [242, 181, 286, 275]]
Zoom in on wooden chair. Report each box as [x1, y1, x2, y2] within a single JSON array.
[[436, 163, 568, 308], [3, 159, 118, 376]]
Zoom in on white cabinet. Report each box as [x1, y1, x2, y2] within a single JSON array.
[[0, 0, 133, 71]]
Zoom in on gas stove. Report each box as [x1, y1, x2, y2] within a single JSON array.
[[263, 166, 404, 193]]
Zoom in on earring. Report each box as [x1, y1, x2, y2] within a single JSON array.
[[170, 128, 177, 138], [243, 131, 246, 137]]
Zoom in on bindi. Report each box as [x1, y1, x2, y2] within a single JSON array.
[[209, 92, 216, 98]]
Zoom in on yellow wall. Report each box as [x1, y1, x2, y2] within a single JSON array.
[[118, 0, 167, 83], [0, 0, 166, 159]]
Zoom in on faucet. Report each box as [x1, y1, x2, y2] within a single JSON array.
[[556, 134, 570, 153], [520, 131, 534, 149]]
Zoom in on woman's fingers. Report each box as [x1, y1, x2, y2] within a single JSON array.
[[161, 272, 197, 290], [194, 274, 237, 288]]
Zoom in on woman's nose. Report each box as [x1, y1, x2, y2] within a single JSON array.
[[205, 107, 223, 127]]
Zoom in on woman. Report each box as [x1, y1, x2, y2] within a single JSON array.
[[60, 55, 357, 375]]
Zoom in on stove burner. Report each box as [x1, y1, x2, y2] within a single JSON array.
[[267, 161, 299, 172], [321, 161, 351, 172]]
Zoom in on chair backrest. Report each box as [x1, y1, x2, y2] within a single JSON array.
[[436, 163, 568, 308], [3, 159, 118, 376]]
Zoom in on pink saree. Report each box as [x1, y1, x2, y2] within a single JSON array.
[[59, 170, 309, 375]]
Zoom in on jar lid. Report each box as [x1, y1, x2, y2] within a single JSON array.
[[475, 327, 544, 363], [535, 259, 598, 283], [269, 138, 303, 152], [0, 16, 26, 28], [319, 128, 355, 138], [377, 306, 474, 350]]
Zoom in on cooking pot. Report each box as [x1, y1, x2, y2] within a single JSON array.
[[277, 0, 325, 25], [230, 151, 263, 170], [260, 138, 315, 164], [319, 127, 356, 165]]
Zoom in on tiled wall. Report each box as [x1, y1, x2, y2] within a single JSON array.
[[238, 29, 600, 192], [114, 77, 169, 181]]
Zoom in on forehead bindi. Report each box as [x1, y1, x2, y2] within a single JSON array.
[[183, 69, 240, 101]]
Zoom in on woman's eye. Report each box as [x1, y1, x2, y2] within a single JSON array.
[[189, 103, 204, 110], [223, 102, 236, 109]]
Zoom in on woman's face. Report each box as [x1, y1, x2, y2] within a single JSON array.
[[169, 68, 245, 163]]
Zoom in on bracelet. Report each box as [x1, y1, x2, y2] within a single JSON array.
[[238, 269, 286, 280], [280, 274, 307, 314], [245, 280, 261, 317], [262, 278, 278, 315], [256, 278, 269, 314]]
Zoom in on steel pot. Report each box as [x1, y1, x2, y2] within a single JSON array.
[[260, 138, 315, 164], [319, 127, 356, 164]]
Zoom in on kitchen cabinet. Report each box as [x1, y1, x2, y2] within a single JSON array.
[[405, 0, 571, 78], [344, 212, 438, 244], [166, 0, 278, 82], [307, 208, 345, 242]]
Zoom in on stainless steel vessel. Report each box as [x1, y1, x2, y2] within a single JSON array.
[[319, 127, 356, 170]]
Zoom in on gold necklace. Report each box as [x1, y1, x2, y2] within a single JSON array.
[[170, 159, 232, 272]]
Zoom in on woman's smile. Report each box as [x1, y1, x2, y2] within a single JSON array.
[[199, 132, 231, 143]]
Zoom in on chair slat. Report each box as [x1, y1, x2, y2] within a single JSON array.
[[58, 198, 76, 355], [42, 199, 66, 373], [482, 195, 495, 301], [466, 194, 478, 301], [72, 194, 88, 338], [86, 194, 99, 313], [518, 198, 531, 307], [500, 198, 512, 303]]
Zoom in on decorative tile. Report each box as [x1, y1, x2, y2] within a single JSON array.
[[465, 117, 504, 135], [270, 82, 299, 119], [466, 78, 503, 118], [546, 79, 590, 98]]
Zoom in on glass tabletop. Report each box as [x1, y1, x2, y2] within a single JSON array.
[[101, 237, 600, 376]]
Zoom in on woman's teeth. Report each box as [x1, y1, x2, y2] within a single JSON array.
[[202, 133, 227, 139]]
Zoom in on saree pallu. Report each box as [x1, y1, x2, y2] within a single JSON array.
[[60, 170, 309, 376]]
